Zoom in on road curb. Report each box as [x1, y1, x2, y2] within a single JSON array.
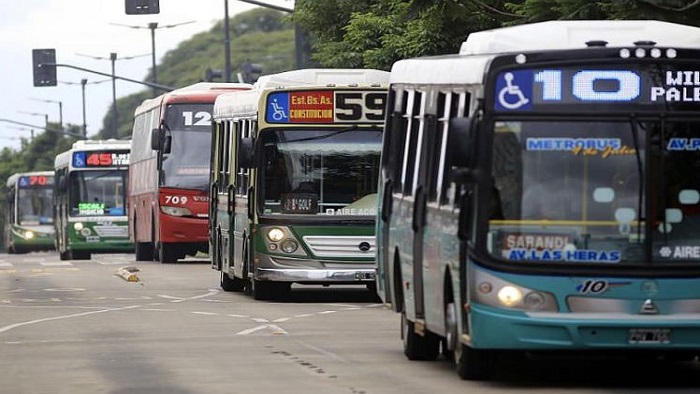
[[116, 266, 140, 282]]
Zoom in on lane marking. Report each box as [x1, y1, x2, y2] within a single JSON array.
[[40, 262, 73, 267], [0, 305, 142, 334]]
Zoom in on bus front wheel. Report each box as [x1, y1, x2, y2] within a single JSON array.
[[220, 272, 246, 292], [158, 242, 181, 264], [401, 313, 439, 361]]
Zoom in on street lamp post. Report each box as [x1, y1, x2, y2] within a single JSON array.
[[29, 98, 62, 130], [17, 110, 48, 128], [111, 52, 118, 139], [59, 78, 110, 137], [111, 20, 194, 96], [76, 52, 148, 139]]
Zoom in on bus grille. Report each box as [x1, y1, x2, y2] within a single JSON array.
[[94, 226, 128, 238], [302, 235, 375, 258]]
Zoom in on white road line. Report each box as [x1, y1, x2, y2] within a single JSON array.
[[191, 311, 218, 316], [318, 310, 337, 315], [0, 262, 13, 268], [40, 262, 73, 267], [0, 305, 142, 334]]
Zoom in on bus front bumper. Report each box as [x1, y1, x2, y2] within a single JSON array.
[[254, 255, 375, 284], [469, 303, 700, 350], [256, 268, 375, 283]]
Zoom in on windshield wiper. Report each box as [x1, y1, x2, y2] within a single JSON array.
[[276, 125, 360, 144]]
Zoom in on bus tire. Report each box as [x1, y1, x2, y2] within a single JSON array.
[[70, 250, 91, 260], [402, 313, 439, 361], [134, 221, 154, 261], [220, 272, 246, 292], [158, 242, 179, 264], [252, 280, 289, 301], [454, 343, 495, 380]]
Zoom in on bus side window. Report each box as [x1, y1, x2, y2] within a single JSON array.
[[400, 90, 422, 196]]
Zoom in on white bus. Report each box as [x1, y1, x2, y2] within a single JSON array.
[[376, 20, 700, 379], [211, 68, 389, 300], [54, 139, 132, 260]]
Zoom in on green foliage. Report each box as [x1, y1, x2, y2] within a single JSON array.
[[292, 0, 700, 70]]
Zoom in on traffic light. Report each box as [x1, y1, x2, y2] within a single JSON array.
[[125, 0, 160, 14], [241, 61, 263, 83], [205, 68, 223, 82], [32, 48, 57, 87]]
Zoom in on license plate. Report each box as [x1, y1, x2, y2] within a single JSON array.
[[628, 328, 671, 344], [354, 271, 375, 280]]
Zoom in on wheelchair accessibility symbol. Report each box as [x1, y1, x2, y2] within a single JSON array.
[[495, 71, 532, 111]]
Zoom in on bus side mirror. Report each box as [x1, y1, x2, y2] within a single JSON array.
[[238, 137, 256, 169], [151, 128, 162, 151]]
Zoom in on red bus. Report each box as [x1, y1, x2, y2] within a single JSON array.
[[129, 82, 252, 263]]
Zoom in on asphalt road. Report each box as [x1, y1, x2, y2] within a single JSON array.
[[1, 251, 700, 394]]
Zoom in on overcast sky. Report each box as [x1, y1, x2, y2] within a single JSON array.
[[0, 0, 293, 151]]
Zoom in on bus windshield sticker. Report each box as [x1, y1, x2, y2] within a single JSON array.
[[659, 246, 700, 259], [505, 248, 621, 263], [78, 202, 105, 216], [525, 138, 636, 157], [281, 193, 318, 214], [667, 138, 700, 151]]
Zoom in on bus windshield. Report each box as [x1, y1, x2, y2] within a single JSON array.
[[161, 103, 213, 191], [489, 119, 700, 266], [260, 127, 382, 216], [69, 170, 127, 217], [18, 187, 53, 225]]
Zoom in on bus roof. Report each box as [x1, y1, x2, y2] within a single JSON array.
[[134, 82, 252, 115], [391, 20, 700, 86], [253, 68, 389, 89], [214, 68, 390, 120], [460, 20, 700, 55], [6, 171, 54, 188]]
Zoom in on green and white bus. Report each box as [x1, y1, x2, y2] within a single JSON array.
[[54, 139, 132, 260], [377, 20, 700, 380], [4, 171, 55, 253], [210, 68, 389, 300]]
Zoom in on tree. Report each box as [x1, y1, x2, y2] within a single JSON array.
[[291, 0, 700, 70]]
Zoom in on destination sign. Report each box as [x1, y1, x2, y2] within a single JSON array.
[[72, 150, 130, 168], [265, 90, 387, 124], [493, 64, 700, 112], [18, 175, 54, 188], [166, 103, 213, 129]]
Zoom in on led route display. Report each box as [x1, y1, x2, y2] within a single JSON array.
[[493, 64, 700, 112]]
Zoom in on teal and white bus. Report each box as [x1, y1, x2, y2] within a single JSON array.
[[376, 20, 700, 380], [210, 68, 389, 300], [4, 171, 55, 253], [54, 139, 132, 260]]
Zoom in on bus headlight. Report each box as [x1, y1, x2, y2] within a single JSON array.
[[261, 226, 307, 256], [497, 286, 522, 307], [74, 222, 84, 231], [160, 206, 192, 217], [24, 231, 35, 239], [267, 228, 285, 242], [280, 240, 298, 253], [473, 270, 558, 312]]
